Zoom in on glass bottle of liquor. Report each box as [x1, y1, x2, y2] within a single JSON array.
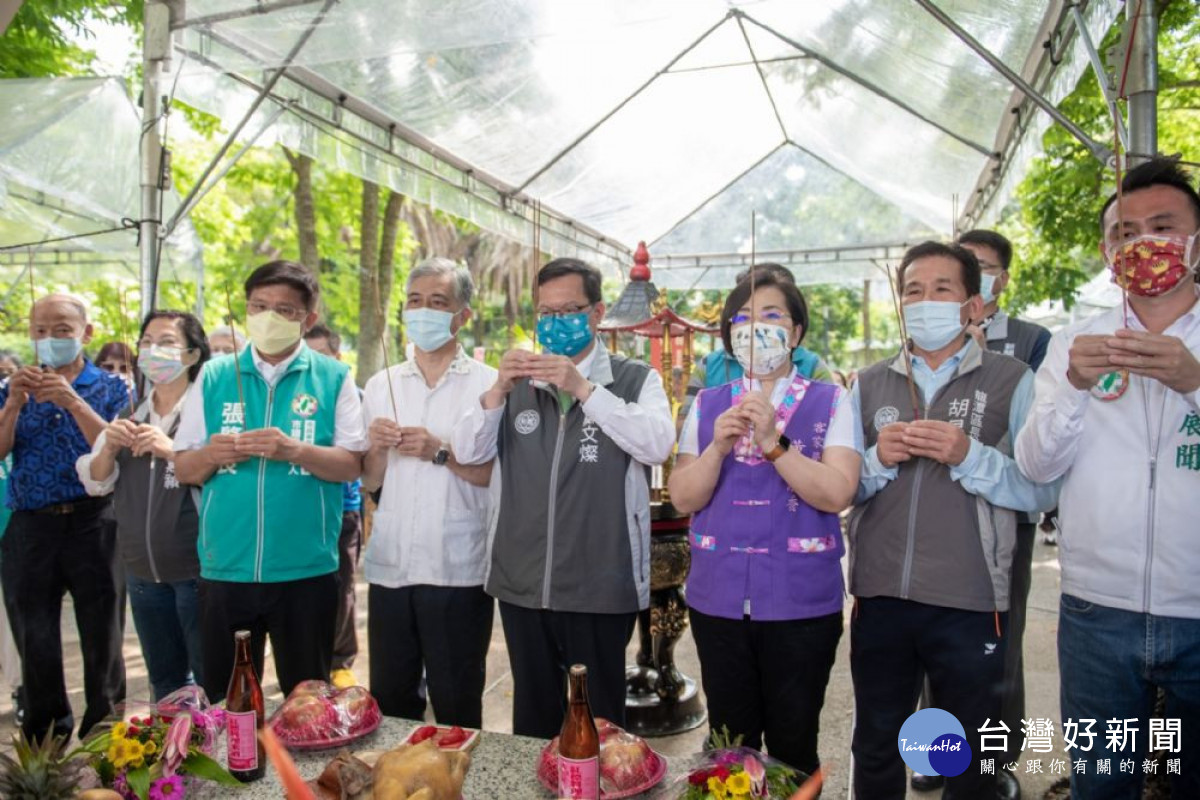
[[225, 629, 265, 782], [557, 664, 600, 799]]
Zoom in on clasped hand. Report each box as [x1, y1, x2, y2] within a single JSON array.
[[1068, 329, 1200, 394]]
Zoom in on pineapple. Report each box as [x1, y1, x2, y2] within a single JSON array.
[[0, 730, 81, 800]]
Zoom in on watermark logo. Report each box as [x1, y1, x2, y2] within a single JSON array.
[[898, 708, 972, 778]]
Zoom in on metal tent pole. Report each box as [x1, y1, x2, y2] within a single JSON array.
[[912, 0, 1111, 166], [141, 0, 171, 317], [1124, 0, 1158, 166]]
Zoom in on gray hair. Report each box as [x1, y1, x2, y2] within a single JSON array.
[[406, 257, 474, 307], [36, 292, 90, 322], [209, 325, 246, 346]]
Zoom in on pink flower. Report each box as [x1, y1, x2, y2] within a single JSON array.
[[743, 754, 766, 797], [161, 713, 193, 777], [149, 774, 184, 800]]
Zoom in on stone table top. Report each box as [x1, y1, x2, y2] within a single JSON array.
[[193, 716, 683, 799]]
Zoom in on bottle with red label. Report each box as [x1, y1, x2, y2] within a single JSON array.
[[557, 663, 599, 799], [225, 629, 265, 782]]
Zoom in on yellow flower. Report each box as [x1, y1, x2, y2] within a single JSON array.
[[726, 772, 750, 794], [111, 722, 128, 740], [707, 776, 728, 799], [108, 739, 138, 769], [143, 739, 158, 756]]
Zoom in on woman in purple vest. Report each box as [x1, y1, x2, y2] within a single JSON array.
[[669, 267, 861, 776]]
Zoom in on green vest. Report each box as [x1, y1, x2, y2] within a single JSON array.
[[199, 346, 347, 583]]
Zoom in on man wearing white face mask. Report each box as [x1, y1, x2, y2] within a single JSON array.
[[0, 293, 129, 742], [174, 260, 366, 703], [1016, 158, 1200, 800], [846, 241, 1058, 800], [361, 257, 498, 726]]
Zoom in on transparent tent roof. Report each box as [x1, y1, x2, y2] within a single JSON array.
[[168, 0, 1118, 287], [0, 78, 203, 288]]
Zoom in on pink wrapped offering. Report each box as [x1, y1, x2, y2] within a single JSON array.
[[536, 717, 666, 798], [267, 681, 382, 749]]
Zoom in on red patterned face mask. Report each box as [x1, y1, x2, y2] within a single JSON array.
[[1106, 234, 1199, 297]]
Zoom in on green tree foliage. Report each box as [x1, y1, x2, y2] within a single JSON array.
[[999, 1, 1200, 312], [0, 1, 142, 78]]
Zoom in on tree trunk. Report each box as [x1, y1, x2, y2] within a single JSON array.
[[356, 181, 382, 386], [282, 148, 319, 274]]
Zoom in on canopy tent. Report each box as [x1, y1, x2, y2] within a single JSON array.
[[0, 78, 203, 308], [145, 0, 1139, 294]]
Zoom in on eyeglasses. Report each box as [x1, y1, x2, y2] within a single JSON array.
[[100, 362, 131, 374], [731, 310, 788, 325], [537, 304, 592, 320], [247, 301, 306, 321]]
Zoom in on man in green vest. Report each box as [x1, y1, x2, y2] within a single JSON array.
[[175, 261, 366, 701]]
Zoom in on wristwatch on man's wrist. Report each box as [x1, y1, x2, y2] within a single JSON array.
[[432, 444, 450, 466], [763, 434, 791, 463]]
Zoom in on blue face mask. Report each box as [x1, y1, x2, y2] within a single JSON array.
[[403, 307, 456, 353], [32, 336, 82, 368], [979, 273, 999, 305], [536, 312, 594, 357], [903, 300, 967, 352]]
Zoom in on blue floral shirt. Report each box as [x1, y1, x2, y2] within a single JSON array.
[[0, 360, 129, 510]]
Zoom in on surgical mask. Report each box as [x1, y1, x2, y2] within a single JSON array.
[[731, 322, 792, 376], [403, 307, 456, 353], [979, 273, 1000, 305], [536, 312, 593, 357], [246, 310, 303, 356], [1106, 233, 1200, 297], [138, 345, 189, 385], [32, 336, 82, 368], [903, 300, 968, 351]]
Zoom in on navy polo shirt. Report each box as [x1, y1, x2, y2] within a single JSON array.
[[0, 359, 129, 511]]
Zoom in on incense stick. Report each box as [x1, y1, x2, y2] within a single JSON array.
[[222, 282, 248, 431], [531, 199, 542, 354], [748, 210, 757, 384], [373, 277, 400, 424], [116, 288, 137, 415], [886, 264, 922, 420]]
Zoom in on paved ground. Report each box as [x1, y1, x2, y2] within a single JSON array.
[[0, 537, 1069, 799]]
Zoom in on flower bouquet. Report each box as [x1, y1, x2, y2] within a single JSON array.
[[668, 729, 804, 800], [77, 687, 241, 800]]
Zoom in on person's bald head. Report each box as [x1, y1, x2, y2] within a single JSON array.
[[31, 293, 93, 346]]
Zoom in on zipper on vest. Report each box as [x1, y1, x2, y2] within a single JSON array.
[[1143, 456, 1157, 612], [541, 406, 568, 609], [900, 460, 927, 598], [145, 458, 161, 583], [256, 386, 274, 582]]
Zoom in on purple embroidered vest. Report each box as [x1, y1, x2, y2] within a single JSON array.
[[687, 379, 844, 621]]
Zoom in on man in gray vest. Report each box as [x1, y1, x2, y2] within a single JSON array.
[[453, 258, 675, 738], [959, 228, 1052, 799], [847, 241, 1057, 800]]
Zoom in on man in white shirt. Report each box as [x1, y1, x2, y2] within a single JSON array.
[[1016, 157, 1200, 799], [361, 258, 496, 726], [174, 261, 366, 701], [454, 258, 676, 738]]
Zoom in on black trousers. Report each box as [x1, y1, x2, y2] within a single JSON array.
[[1000, 521, 1034, 766], [0, 503, 126, 740], [851, 597, 1006, 800], [199, 572, 337, 703], [368, 583, 493, 727], [499, 601, 637, 739], [332, 511, 363, 671], [690, 608, 842, 775]]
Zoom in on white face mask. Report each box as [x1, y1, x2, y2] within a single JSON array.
[[731, 322, 792, 377], [979, 273, 999, 305], [903, 300, 968, 352]]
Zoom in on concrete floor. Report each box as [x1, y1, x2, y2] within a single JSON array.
[[0, 537, 1069, 799]]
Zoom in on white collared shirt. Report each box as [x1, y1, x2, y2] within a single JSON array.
[[361, 347, 499, 588], [173, 343, 367, 452]]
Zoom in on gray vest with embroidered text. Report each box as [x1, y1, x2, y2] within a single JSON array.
[[849, 349, 1028, 612]]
